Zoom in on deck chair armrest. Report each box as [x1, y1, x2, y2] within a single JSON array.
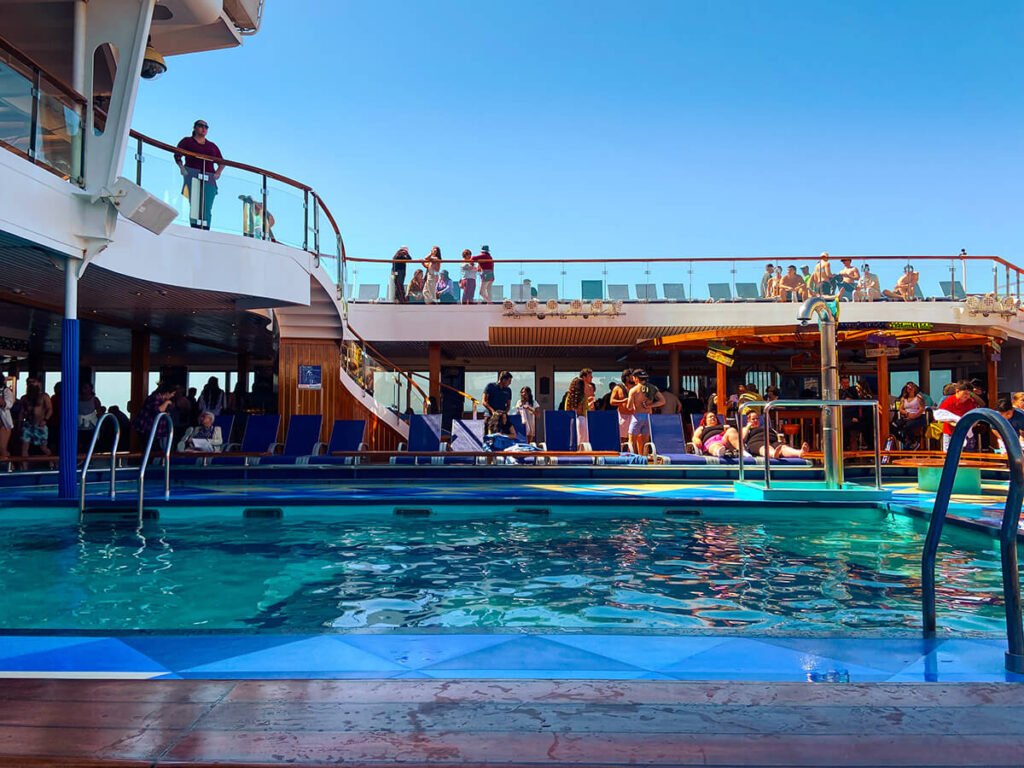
[[312, 441, 326, 456], [538, 442, 548, 451], [223, 442, 240, 452], [358, 442, 368, 451], [645, 443, 657, 457], [686, 441, 698, 454], [176, 427, 195, 453], [579, 441, 593, 452], [268, 441, 284, 455], [397, 441, 408, 451]]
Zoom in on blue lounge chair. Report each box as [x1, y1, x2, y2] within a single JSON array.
[[607, 284, 630, 301], [392, 414, 443, 464], [536, 284, 559, 302], [212, 414, 281, 465], [586, 410, 621, 452], [357, 284, 380, 301], [635, 283, 658, 301], [260, 414, 323, 465], [541, 410, 595, 465], [939, 280, 966, 300], [308, 420, 367, 465], [214, 414, 235, 445], [451, 418, 486, 451], [648, 414, 706, 465], [735, 282, 761, 300], [581, 280, 603, 301], [914, 283, 926, 300], [508, 413, 528, 442], [663, 283, 686, 301], [708, 283, 733, 301]]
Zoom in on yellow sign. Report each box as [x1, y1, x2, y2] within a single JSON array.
[[887, 321, 933, 331], [708, 341, 736, 356], [706, 349, 735, 367]]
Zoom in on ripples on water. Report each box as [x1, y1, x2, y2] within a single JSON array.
[[0, 512, 1008, 632]]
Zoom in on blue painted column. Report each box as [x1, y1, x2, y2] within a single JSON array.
[[58, 261, 80, 500]]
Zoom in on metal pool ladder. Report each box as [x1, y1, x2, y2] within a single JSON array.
[[136, 411, 174, 522], [921, 408, 1024, 674], [78, 412, 122, 516]]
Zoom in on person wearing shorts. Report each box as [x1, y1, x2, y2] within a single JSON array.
[[625, 370, 664, 454]]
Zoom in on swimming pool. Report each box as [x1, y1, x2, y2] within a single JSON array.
[[0, 505, 1008, 633]]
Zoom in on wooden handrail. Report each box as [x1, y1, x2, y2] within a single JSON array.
[[0, 34, 87, 106]]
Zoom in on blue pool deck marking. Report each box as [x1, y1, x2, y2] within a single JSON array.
[[0, 633, 1020, 683]]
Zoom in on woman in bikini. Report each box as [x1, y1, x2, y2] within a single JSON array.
[[692, 411, 739, 457], [742, 411, 808, 459]]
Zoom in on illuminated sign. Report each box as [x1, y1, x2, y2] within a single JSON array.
[[886, 322, 933, 331], [706, 349, 735, 367]]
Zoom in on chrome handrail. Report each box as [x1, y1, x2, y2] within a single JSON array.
[[137, 411, 173, 522], [921, 408, 1023, 674], [78, 412, 121, 515], [736, 399, 881, 489]]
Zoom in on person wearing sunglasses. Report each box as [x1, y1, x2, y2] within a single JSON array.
[[173, 119, 224, 230]]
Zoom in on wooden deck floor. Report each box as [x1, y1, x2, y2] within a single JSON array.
[[0, 678, 1022, 766]]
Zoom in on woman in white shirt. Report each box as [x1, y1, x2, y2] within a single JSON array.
[[0, 380, 13, 460], [515, 386, 539, 443]]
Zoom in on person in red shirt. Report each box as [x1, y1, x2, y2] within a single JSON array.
[[173, 119, 223, 230], [472, 245, 495, 303], [937, 381, 978, 451]]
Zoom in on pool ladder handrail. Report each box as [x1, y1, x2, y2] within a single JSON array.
[[78, 412, 122, 516], [137, 411, 173, 522], [736, 399, 882, 490], [921, 408, 1024, 674]]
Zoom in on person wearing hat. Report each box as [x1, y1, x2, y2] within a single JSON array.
[[392, 246, 412, 303], [836, 257, 860, 301], [473, 245, 495, 303], [174, 119, 223, 229], [625, 369, 665, 455]]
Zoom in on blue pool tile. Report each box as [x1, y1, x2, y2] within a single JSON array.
[[182, 636, 406, 675], [754, 636, 938, 674], [0, 638, 169, 673], [889, 639, 1011, 680], [0, 636, 100, 661], [422, 636, 644, 674], [340, 633, 514, 669], [121, 634, 312, 671], [548, 635, 732, 671]]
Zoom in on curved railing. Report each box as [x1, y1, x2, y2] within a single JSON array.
[[921, 408, 1023, 673], [78, 412, 122, 515], [136, 411, 173, 523], [340, 252, 1024, 307]]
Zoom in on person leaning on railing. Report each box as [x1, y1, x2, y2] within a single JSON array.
[[173, 119, 223, 230]]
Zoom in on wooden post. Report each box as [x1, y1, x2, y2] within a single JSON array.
[[876, 351, 890, 449], [716, 361, 727, 416], [985, 344, 998, 406], [669, 349, 680, 395], [428, 342, 441, 412], [917, 349, 931, 395]]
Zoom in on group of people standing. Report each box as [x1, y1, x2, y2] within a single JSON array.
[[391, 245, 496, 305], [758, 253, 921, 302]]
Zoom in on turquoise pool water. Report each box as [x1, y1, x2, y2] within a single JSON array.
[[0, 506, 1009, 633]]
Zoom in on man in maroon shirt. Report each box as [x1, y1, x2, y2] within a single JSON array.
[[472, 245, 495, 303], [173, 119, 223, 230], [937, 381, 978, 451]]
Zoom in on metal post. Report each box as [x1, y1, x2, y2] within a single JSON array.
[[59, 259, 80, 500], [260, 174, 269, 241], [135, 135, 143, 186], [71, 0, 86, 182], [303, 190, 309, 251], [797, 298, 843, 489], [29, 69, 40, 161]]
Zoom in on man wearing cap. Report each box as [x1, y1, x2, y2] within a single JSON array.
[[473, 245, 495, 303], [759, 263, 775, 298], [625, 370, 665, 455], [174, 120, 223, 230]]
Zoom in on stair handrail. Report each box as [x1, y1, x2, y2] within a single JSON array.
[[736, 399, 882, 489], [78, 412, 122, 515], [137, 412, 173, 522], [921, 408, 1024, 674]]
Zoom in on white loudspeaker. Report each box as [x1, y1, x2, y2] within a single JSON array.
[[107, 176, 178, 234]]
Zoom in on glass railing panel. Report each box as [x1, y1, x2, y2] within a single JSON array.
[[265, 178, 306, 249], [34, 74, 82, 181], [0, 58, 34, 156], [137, 145, 192, 227], [209, 165, 263, 238]]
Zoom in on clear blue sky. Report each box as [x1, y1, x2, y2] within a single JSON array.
[[132, 0, 1023, 275]]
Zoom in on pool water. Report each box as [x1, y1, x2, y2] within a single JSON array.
[[0, 507, 1009, 633]]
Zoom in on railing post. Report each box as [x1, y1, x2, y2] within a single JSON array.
[[260, 174, 269, 241], [135, 135, 143, 186], [303, 190, 309, 252], [29, 68, 41, 161]]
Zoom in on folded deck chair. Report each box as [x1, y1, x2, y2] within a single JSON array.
[[541, 410, 594, 465], [510, 284, 527, 302], [308, 419, 368, 465], [663, 283, 686, 301], [392, 414, 443, 464], [581, 280, 603, 301], [635, 283, 658, 301], [939, 280, 966, 300], [212, 414, 281, 465], [586, 410, 621, 452], [490, 284, 505, 301], [708, 283, 733, 301], [536, 284, 559, 302], [735, 282, 761, 300], [357, 284, 380, 301], [607, 284, 630, 301], [260, 414, 323, 465], [648, 414, 706, 465]]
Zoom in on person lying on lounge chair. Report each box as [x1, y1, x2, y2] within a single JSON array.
[[742, 411, 808, 459], [692, 411, 740, 457]]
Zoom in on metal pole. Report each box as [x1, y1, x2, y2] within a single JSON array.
[[71, 0, 86, 182], [303, 190, 309, 251], [260, 174, 269, 241], [797, 298, 843, 489], [29, 69, 40, 161], [79, 412, 120, 515], [135, 135, 143, 186], [872, 404, 881, 489], [763, 403, 774, 489], [59, 259, 80, 500]]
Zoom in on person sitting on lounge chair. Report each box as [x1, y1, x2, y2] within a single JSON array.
[[692, 411, 739, 457], [883, 265, 919, 301], [742, 411, 808, 459]]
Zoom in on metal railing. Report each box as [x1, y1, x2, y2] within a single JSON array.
[[78, 412, 122, 515], [136, 411, 173, 522], [921, 408, 1023, 674], [0, 34, 86, 184], [736, 399, 882, 489]]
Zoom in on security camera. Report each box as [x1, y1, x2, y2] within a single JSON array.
[[141, 43, 167, 79]]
